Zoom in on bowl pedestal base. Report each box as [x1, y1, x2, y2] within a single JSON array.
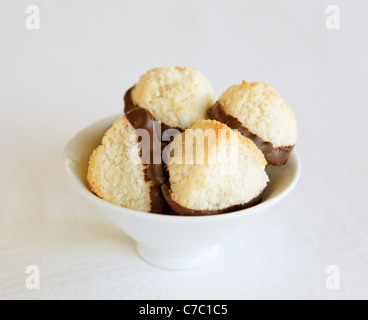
[[136, 243, 221, 270]]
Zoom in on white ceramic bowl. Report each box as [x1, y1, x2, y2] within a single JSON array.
[[62, 114, 301, 270]]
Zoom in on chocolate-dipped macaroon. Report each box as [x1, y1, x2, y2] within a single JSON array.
[[87, 108, 166, 214], [162, 120, 269, 216], [125, 67, 215, 131], [208, 81, 297, 166]]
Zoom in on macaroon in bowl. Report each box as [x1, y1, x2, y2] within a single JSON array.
[[62, 114, 301, 270]]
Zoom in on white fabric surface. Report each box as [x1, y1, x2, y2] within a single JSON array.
[[1, 0, 367, 300]]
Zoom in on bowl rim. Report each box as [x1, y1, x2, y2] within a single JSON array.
[[62, 114, 301, 223]]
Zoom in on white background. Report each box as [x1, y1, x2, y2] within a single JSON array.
[[0, 0, 367, 300]]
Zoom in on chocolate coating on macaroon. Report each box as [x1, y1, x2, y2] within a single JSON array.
[[162, 184, 264, 216], [125, 107, 167, 214], [207, 102, 294, 166]]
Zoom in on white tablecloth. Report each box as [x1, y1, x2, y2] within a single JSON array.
[[1, 0, 367, 300]]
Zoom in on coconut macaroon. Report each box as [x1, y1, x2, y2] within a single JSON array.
[[87, 108, 166, 214], [207, 81, 297, 166], [161, 120, 269, 215], [124, 67, 215, 131]]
